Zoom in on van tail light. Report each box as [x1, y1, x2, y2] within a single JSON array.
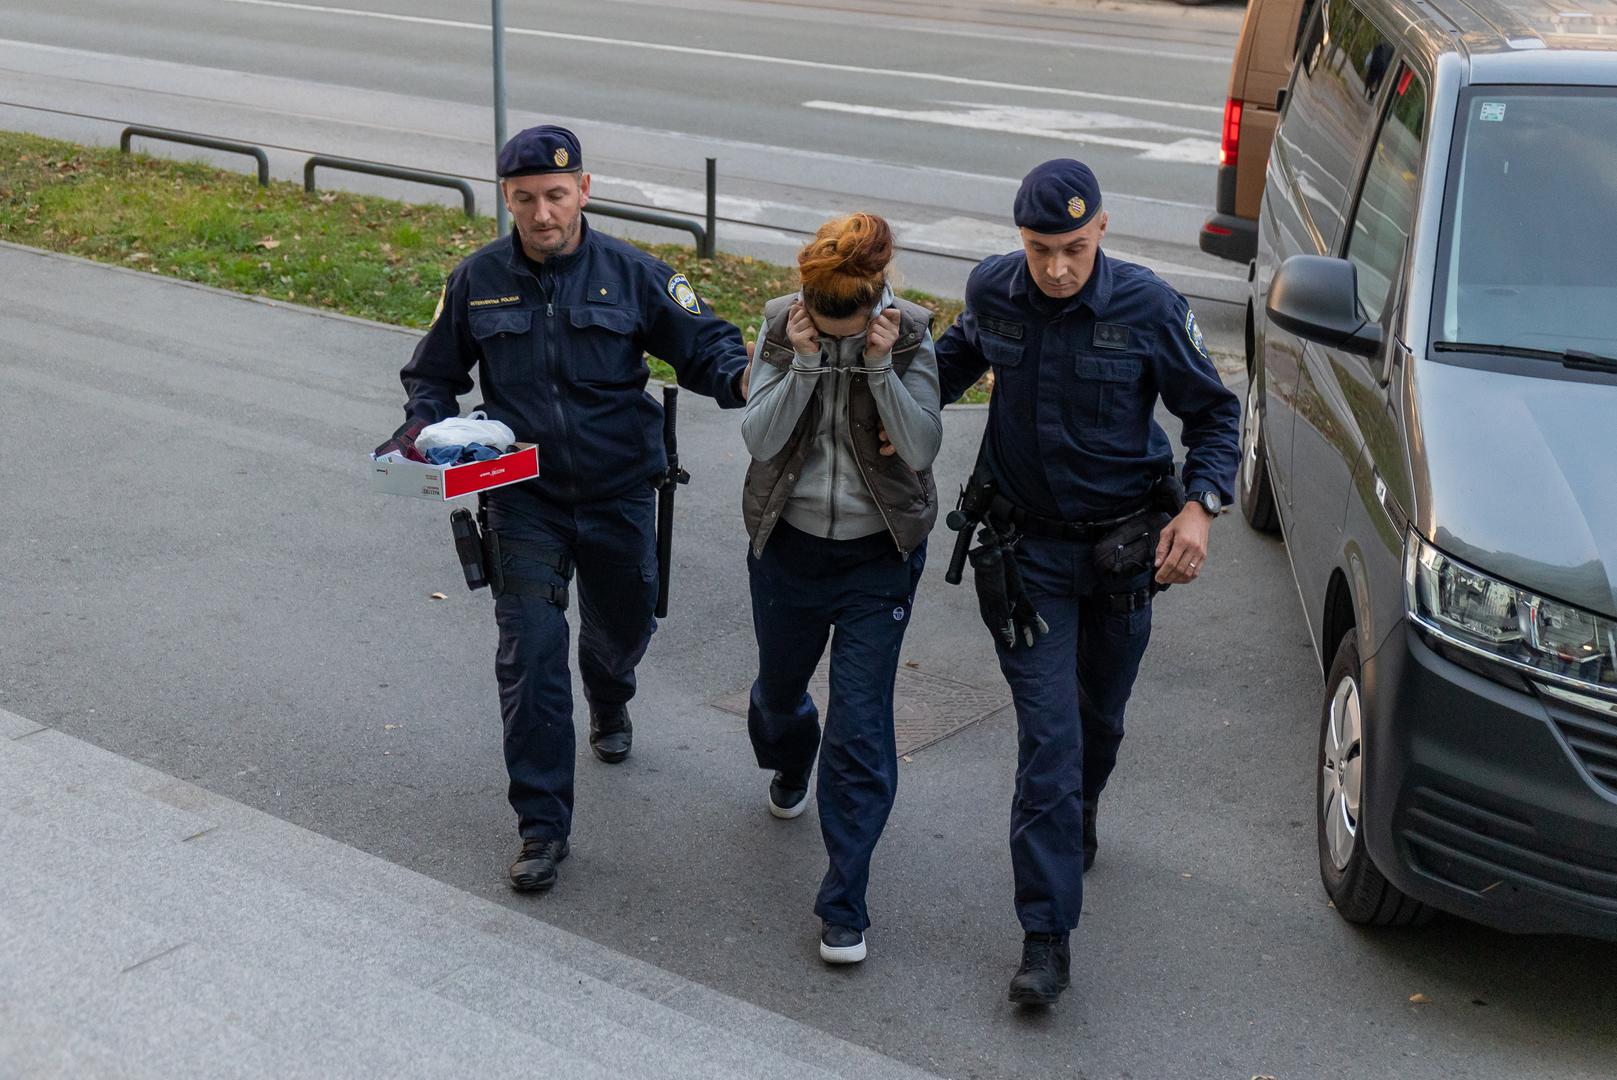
[[1220, 97, 1243, 168]]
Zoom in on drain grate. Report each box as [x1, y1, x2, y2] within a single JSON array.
[[709, 663, 1011, 757]]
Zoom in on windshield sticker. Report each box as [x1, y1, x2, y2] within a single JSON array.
[[1480, 102, 1507, 122]]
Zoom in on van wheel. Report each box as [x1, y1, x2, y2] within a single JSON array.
[[1317, 634, 1431, 927], [1238, 379, 1279, 532]]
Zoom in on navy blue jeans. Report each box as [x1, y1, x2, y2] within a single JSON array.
[[485, 483, 658, 841], [996, 534, 1153, 933], [747, 521, 926, 931]]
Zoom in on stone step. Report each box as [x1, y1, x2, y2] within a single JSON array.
[[0, 808, 617, 1080], [0, 892, 274, 1080], [0, 717, 937, 1080]]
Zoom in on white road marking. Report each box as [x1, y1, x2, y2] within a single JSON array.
[[218, 0, 1223, 115], [592, 173, 1242, 282], [804, 100, 1220, 165]]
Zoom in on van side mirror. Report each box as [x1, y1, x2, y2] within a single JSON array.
[[1266, 254, 1383, 358], [1275, 87, 1289, 114]]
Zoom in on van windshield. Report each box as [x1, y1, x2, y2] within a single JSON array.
[[1434, 89, 1617, 363]]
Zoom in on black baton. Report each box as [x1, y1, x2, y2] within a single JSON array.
[[654, 385, 690, 618]]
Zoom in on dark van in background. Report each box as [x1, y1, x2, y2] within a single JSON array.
[[1243, 0, 1617, 939]]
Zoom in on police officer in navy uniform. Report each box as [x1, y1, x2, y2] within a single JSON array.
[[932, 160, 1239, 1005], [378, 126, 751, 892]]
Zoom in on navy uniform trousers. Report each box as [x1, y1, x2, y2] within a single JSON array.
[[998, 533, 1153, 934], [485, 481, 658, 841], [746, 521, 926, 931]]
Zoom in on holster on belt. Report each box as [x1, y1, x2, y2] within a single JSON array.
[[448, 495, 574, 609], [1089, 473, 1186, 610]]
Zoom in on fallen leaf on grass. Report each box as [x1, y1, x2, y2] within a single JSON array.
[[429, 592, 447, 600], [256, 237, 280, 250], [126, 252, 151, 262]]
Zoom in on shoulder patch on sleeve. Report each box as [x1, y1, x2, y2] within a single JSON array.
[[1185, 308, 1208, 359], [667, 273, 702, 316], [429, 282, 446, 327]]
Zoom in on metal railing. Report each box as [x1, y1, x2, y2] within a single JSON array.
[[304, 155, 477, 218], [113, 121, 716, 254], [119, 126, 269, 187]]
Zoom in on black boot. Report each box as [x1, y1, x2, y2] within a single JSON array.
[[589, 702, 633, 764], [1007, 932, 1071, 1006], [1083, 799, 1099, 873], [508, 837, 569, 892]]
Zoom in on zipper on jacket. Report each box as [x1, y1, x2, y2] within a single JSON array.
[[827, 367, 840, 536], [540, 271, 575, 498], [850, 411, 904, 556]]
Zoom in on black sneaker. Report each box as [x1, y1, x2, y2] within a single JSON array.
[[1083, 799, 1099, 873], [1007, 932, 1071, 1006], [767, 769, 810, 819], [819, 922, 866, 965], [589, 703, 633, 764], [508, 837, 569, 892]]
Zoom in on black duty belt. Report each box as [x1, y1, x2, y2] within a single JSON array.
[[986, 494, 1154, 543]]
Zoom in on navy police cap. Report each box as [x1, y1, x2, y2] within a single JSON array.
[[1013, 159, 1102, 234], [497, 125, 583, 178]]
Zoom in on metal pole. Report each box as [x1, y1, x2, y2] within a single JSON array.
[[492, 0, 509, 237], [704, 157, 717, 259]]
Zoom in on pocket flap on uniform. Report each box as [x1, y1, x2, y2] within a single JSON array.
[[469, 308, 533, 339], [979, 335, 1024, 368], [1075, 355, 1142, 383], [568, 305, 637, 334]]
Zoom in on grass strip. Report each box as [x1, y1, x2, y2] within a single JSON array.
[[0, 131, 982, 397]]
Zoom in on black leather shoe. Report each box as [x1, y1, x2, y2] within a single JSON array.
[[508, 837, 569, 892], [1008, 932, 1071, 1006], [589, 703, 633, 764], [768, 769, 811, 819], [1082, 799, 1099, 873], [819, 922, 866, 964]]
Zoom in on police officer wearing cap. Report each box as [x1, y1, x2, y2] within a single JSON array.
[[379, 125, 751, 893], [932, 159, 1239, 1005]]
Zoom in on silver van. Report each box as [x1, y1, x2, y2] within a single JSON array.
[[1243, 0, 1617, 937]]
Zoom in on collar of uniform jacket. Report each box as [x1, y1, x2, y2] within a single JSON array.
[[1010, 247, 1115, 318], [503, 216, 595, 278]]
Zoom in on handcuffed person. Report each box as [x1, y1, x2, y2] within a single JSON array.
[[740, 213, 942, 965]]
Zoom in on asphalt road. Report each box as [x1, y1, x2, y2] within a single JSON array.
[[5, 244, 1617, 1079], [0, 0, 1249, 305]]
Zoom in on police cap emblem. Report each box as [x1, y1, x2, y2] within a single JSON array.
[[1067, 195, 1086, 220], [667, 273, 701, 315], [553, 147, 569, 168]]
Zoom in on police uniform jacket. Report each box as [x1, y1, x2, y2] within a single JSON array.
[[935, 249, 1240, 522], [400, 219, 748, 504]]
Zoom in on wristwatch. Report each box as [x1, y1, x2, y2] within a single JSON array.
[[1190, 490, 1223, 517]]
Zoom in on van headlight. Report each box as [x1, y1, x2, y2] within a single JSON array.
[[1405, 532, 1617, 691]]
